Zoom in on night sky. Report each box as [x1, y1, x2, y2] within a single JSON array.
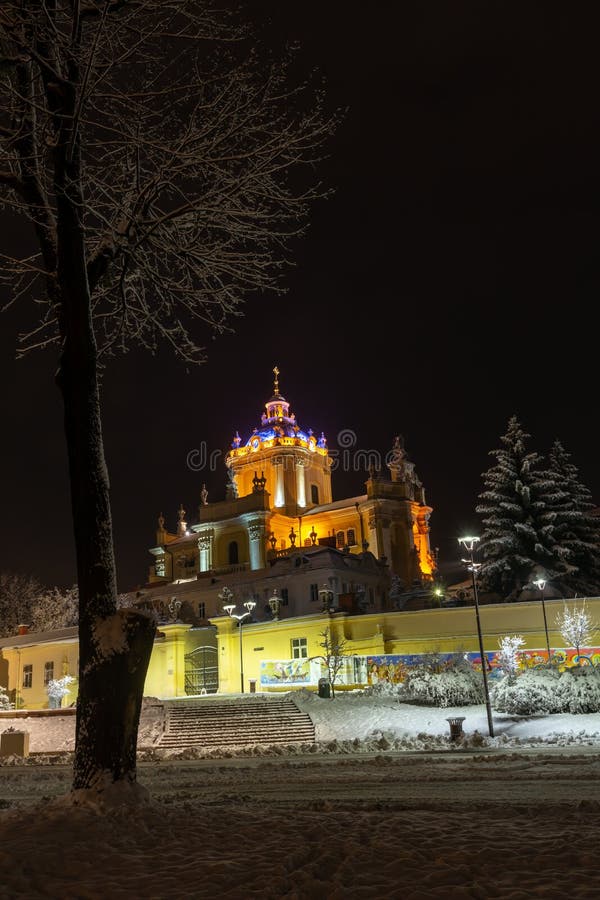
[[1, 2, 598, 592]]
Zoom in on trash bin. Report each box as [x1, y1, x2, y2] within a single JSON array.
[[318, 677, 331, 699], [249, 679, 257, 694], [446, 716, 466, 741], [0, 729, 30, 758]]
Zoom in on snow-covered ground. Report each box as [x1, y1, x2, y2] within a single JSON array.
[[2, 690, 600, 898]]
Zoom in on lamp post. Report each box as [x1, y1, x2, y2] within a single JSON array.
[[319, 583, 334, 613], [268, 589, 281, 621], [533, 577, 551, 664], [458, 536, 494, 738], [221, 591, 256, 693]]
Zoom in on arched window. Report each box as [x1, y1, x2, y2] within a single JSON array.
[[228, 541, 239, 565], [336, 530, 345, 548], [311, 484, 319, 504], [347, 528, 357, 547]]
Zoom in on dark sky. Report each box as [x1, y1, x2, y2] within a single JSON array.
[[1, 1, 598, 591]]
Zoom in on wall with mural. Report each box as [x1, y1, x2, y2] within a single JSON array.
[[260, 647, 600, 690]]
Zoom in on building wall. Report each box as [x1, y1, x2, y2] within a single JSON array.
[[4, 597, 599, 707]]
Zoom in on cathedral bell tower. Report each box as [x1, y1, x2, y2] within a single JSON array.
[[226, 367, 332, 514]]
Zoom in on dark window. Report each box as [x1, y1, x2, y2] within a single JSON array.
[[198, 601, 206, 619], [228, 541, 239, 565], [23, 665, 33, 689], [44, 661, 54, 685], [347, 528, 357, 547], [291, 638, 308, 659], [280, 588, 289, 606], [311, 484, 319, 504], [336, 531, 345, 548], [310, 583, 319, 602]]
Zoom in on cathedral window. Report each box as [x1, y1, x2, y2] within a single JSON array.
[[310, 484, 319, 504]]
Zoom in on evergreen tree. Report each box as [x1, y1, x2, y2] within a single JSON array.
[[476, 416, 563, 599], [546, 440, 600, 596]]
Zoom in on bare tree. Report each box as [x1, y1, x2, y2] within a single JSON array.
[[0, 1, 337, 800], [0, 571, 43, 637], [310, 627, 349, 699]]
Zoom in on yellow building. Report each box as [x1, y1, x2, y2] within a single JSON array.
[[3, 597, 600, 708]]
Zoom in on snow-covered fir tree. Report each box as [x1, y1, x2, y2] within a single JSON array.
[[476, 416, 567, 599], [545, 440, 600, 596], [555, 601, 598, 658]]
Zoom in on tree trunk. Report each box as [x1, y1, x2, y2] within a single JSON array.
[[53, 83, 155, 795]]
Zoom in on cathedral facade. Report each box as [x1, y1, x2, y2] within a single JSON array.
[[144, 369, 436, 623]]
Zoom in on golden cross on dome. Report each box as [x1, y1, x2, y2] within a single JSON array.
[[273, 365, 280, 394]]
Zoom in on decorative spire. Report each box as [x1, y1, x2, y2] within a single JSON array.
[[177, 503, 187, 536], [273, 365, 280, 396]]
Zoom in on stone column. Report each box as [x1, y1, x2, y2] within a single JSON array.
[[273, 456, 285, 508], [198, 529, 214, 572], [248, 520, 265, 570], [295, 458, 307, 509]]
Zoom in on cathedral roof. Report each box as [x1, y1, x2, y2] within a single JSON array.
[[228, 367, 328, 459]]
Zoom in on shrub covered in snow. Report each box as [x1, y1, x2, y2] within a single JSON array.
[[46, 675, 75, 709], [554, 666, 600, 714], [0, 684, 12, 710], [490, 667, 561, 715], [399, 666, 485, 707]]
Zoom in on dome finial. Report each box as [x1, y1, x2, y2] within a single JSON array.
[[273, 364, 280, 396]]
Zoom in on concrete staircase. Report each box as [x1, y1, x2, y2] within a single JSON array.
[[158, 695, 316, 750]]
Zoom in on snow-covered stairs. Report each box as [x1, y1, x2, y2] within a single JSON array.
[[158, 695, 315, 750]]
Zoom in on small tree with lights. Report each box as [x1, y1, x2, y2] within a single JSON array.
[[496, 635, 525, 683], [555, 601, 598, 661]]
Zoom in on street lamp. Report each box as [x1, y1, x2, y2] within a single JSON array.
[[319, 583, 334, 613], [458, 536, 495, 738], [269, 589, 281, 621], [221, 592, 256, 693], [533, 576, 552, 664]]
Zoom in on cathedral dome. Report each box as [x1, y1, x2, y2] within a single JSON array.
[[228, 367, 327, 457]]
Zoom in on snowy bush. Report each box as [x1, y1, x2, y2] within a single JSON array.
[[399, 667, 485, 707], [0, 685, 12, 710], [554, 666, 600, 714], [490, 667, 561, 715], [46, 675, 75, 709]]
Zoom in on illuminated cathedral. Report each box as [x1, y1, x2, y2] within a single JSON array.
[[146, 368, 436, 620]]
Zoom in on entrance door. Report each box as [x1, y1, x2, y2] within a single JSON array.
[[184, 645, 218, 695]]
